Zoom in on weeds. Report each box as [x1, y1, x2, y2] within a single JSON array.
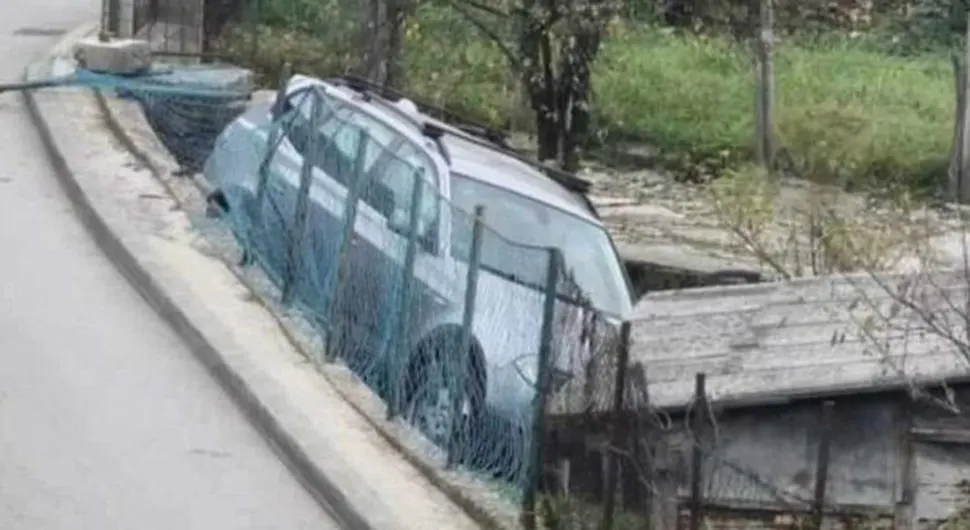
[[708, 163, 942, 276]]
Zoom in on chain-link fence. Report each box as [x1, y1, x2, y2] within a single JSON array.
[[187, 74, 880, 529], [536, 370, 905, 530], [202, 80, 594, 496], [94, 0, 970, 525]]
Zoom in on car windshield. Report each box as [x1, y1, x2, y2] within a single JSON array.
[[449, 173, 632, 317]]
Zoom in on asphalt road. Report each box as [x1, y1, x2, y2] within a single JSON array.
[[0, 3, 341, 529]]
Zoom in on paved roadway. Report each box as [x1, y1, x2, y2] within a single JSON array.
[[0, 2, 341, 529]]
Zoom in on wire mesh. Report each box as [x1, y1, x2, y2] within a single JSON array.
[[77, 66, 872, 528], [546, 266, 625, 419], [204, 84, 572, 495], [120, 75, 250, 172], [99, 70, 655, 520], [19, 70, 250, 175]]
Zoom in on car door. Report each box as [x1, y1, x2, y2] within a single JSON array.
[[272, 98, 418, 367], [252, 84, 394, 363], [335, 133, 445, 366], [293, 98, 360, 322], [254, 94, 309, 285], [265, 86, 453, 372], [259, 86, 354, 317]]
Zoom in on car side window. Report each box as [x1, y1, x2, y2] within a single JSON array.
[[282, 87, 441, 249], [315, 111, 364, 186], [375, 142, 439, 244], [283, 89, 338, 161]]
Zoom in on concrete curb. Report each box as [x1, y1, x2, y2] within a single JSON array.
[[21, 30, 376, 530], [92, 75, 518, 530]]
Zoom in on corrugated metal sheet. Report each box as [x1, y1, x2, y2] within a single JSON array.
[[630, 269, 970, 410]]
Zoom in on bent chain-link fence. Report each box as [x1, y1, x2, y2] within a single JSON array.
[[87, 69, 851, 528], [204, 84, 604, 499]]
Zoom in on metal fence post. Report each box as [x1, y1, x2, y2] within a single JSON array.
[[447, 204, 485, 469], [520, 247, 562, 530], [106, 0, 121, 37], [324, 132, 372, 362], [257, 63, 291, 205], [239, 64, 292, 269], [754, 0, 775, 170], [385, 175, 425, 420], [625, 361, 656, 529], [689, 372, 707, 530], [812, 401, 835, 530], [281, 92, 319, 305], [952, 15, 970, 202], [601, 321, 632, 530]]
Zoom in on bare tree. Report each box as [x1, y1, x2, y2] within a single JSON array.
[[445, 0, 617, 171], [710, 163, 970, 415], [356, 0, 411, 87]]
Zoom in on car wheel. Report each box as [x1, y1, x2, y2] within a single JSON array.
[[402, 334, 485, 462]]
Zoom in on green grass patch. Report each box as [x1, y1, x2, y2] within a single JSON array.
[[220, 3, 956, 191]]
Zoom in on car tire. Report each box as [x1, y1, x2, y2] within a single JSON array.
[[402, 333, 485, 465]]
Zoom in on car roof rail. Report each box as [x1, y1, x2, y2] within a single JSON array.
[[325, 74, 593, 195], [329, 75, 505, 139]]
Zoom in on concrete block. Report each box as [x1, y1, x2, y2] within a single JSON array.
[[73, 37, 151, 75], [148, 65, 256, 96]]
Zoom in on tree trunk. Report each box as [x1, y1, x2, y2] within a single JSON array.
[[535, 108, 560, 162], [353, 0, 410, 86], [519, 4, 562, 163], [383, 0, 408, 88], [555, 42, 575, 170], [202, 0, 241, 53], [515, 0, 608, 170], [561, 85, 586, 172], [536, 8, 560, 162], [555, 12, 603, 172], [664, 0, 697, 27]]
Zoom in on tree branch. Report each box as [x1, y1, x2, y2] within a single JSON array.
[[445, 0, 523, 71], [454, 0, 513, 18]]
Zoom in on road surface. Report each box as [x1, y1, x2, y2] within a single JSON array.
[[0, 3, 342, 529]]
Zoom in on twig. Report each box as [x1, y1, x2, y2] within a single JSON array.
[[724, 221, 792, 280], [445, 0, 523, 71], [454, 0, 516, 18]]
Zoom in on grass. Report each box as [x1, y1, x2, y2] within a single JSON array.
[[599, 31, 953, 183], [219, 2, 958, 191]]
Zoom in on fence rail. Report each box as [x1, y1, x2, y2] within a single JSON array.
[[170, 73, 861, 529]]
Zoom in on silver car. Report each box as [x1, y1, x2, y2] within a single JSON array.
[[204, 74, 634, 465]]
